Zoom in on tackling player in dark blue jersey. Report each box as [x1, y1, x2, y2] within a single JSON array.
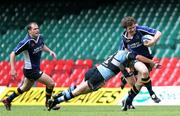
[[119, 16, 162, 111], [46, 50, 160, 111], [1, 22, 59, 111]]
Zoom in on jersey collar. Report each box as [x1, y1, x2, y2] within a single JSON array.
[[28, 34, 40, 43]]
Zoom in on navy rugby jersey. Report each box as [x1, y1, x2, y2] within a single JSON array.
[[97, 50, 136, 80], [13, 34, 44, 70], [119, 25, 157, 59]]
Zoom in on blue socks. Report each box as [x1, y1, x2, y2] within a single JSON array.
[[56, 86, 76, 103]]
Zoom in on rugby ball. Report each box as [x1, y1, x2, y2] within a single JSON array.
[[142, 35, 153, 42]]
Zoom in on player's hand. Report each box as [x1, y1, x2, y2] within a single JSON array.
[[50, 51, 57, 59], [143, 40, 151, 46], [150, 61, 161, 69], [10, 69, 17, 79], [143, 39, 155, 47], [154, 63, 161, 69], [151, 63, 161, 69]]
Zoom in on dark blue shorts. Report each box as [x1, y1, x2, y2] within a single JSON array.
[[85, 67, 105, 91], [23, 69, 43, 81]]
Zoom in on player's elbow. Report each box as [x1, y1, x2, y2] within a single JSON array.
[[135, 55, 141, 60], [9, 51, 15, 57], [10, 52, 15, 58]]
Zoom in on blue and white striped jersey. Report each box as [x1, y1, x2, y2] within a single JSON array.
[[97, 50, 136, 80], [13, 34, 44, 70], [119, 25, 157, 59]]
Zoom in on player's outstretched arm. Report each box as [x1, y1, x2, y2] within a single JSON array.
[[135, 55, 161, 69], [10, 51, 17, 79], [144, 31, 162, 47], [43, 45, 56, 59]]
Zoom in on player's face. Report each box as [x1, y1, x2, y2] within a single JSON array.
[[126, 24, 136, 36], [29, 24, 40, 38]]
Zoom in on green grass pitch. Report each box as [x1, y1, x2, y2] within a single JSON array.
[[0, 106, 180, 116]]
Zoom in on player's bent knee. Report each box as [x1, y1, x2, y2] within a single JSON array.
[[141, 77, 151, 84], [44, 76, 55, 88], [47, 82, 55, 88]]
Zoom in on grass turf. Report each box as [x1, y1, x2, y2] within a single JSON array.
[[0, 106, 180, 116]]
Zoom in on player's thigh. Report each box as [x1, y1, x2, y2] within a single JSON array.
[[134, 61, 149, 75], [37, 72, 54, 87], [20, 78, 35, 91], [84, 67, 105, 91]]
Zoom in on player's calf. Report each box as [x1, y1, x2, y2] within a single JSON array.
[[53, 85, 76, 99], [121, 85, 140, 111], [120, 76, 127, 89]]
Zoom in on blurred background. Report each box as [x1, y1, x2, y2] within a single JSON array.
[[0, 0, 179, 88]]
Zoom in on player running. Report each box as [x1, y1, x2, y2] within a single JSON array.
[[119, 16, 162, 110], [1, 22, 59, 111]]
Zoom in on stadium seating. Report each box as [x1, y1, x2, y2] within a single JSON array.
[[0, 58, 179, 87], [0, 0, 179, 60], [0, 0, 179, 87]]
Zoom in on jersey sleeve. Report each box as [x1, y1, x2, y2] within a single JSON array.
[[13, 39, 29, 55], [137, 26, 157, 35]]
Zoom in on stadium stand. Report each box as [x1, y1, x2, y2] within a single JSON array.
[[0, 0, 179, 87]]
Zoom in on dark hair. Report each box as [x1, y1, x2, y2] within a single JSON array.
[[121, 16, 136, 28], [26, 22, 38, 31]]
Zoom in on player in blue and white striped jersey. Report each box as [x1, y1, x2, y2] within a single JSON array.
[[119, 16, 162, 111], [47, 50, 160, 111], [1, 22, 59, 111]]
